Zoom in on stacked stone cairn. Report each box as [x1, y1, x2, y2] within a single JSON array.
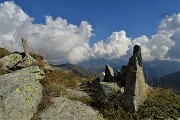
[[0, 38, 53, 72]]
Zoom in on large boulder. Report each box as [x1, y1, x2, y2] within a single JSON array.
[[40, 97, 104, 120], [100, 82, 122, 98], [0, 66, 45, 120], [103, 64, 115, 82], [90, 79, 122, 101], [123, 45, 148, 112], [90, 79, 106, 101]]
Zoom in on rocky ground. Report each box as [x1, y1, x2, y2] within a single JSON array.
[[0, 39, 180, 120]]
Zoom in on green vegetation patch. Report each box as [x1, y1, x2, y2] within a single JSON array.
[[91, 88, 180, 120]]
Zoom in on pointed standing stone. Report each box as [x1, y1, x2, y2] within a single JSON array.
[[22, 37, 30, 56], [103, 64, 115, 82], [123, 45, 148, 112]]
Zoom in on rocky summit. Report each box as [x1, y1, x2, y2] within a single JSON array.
[[0, 39, 180, 120], [0, 38, 103, 120]]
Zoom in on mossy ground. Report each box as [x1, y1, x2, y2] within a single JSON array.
[[90, 88, 180, 120]]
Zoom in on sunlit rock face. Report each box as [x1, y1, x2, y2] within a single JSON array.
[[40, 97, 104, 120], [123, 45, 148, 112], [0, 66, 44, 120]]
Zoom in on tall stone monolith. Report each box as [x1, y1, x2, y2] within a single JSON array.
[[123, 45, 148, 112]]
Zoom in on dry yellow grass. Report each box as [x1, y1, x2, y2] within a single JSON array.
[[0, 62, 7, 75], [31, 69, 84, 120], [0, 48, 11, 58]]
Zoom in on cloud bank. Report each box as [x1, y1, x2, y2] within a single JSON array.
[[0, 1, 179, 64], [0, 1, 92, 64]]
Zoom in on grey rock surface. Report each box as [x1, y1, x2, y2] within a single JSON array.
[[90, 80, 122, 101], [123, 45, 148, 112], [0, 66, 45, 120], [66, 89, 90, 99], [100, 82, 121, 98], [16, 55, 37, 68], [0, 53, 22, 70], [22, 38, 30, 56], [40, 97, 104, 120], [42, 60, 54, 71]]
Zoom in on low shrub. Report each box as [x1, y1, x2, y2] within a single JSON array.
[[92, 88, 180, 120]]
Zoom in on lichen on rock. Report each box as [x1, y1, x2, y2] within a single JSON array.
[[0, 66, 45, 120]]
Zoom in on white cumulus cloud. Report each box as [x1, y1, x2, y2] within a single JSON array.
[[0, 1, 179, 64], [90, 30, 132, 59], [0, 1, 92, 64], [89, 13, 180, 61]]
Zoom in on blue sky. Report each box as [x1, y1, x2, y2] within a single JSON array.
[[6, 0, 180, 45], [0, 0, 179, 63]]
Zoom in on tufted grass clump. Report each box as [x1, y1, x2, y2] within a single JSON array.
[[0, 47, 11, 58], [91, 87, 180, 120], [0, 62, 7, 75], [31, 69, 83, 120], [30, 53, 44, 61], [39, 70, 81, 104], [41, 70, 80, 89], [0, 48, 11, 75], [30, 60, 46, 70]]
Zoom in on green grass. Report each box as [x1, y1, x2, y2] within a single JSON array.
[[91, 88, 180, 120]]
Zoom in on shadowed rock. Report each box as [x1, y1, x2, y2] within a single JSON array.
[[104, 64, 115, 82], [116, 69, 122, 82], [123, 45, 148, 112]]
